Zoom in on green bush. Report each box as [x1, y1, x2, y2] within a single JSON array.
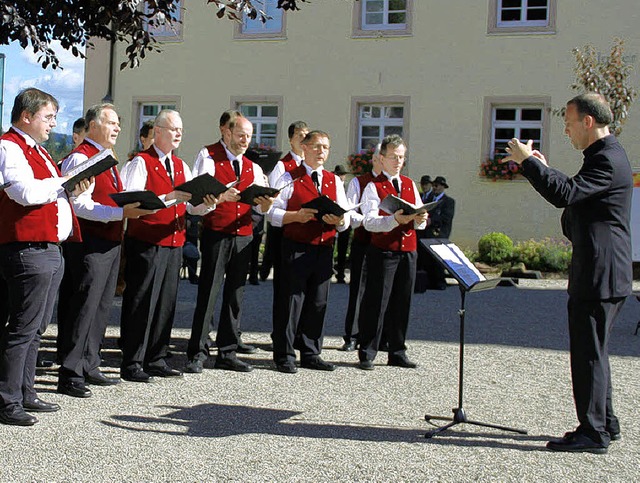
[[477, 232, 514, 264], [513, 238, 572, 272]]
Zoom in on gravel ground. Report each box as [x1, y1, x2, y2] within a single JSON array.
[[1, 275, 639, 482]]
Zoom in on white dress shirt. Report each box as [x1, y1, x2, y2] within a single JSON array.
[[268, 150, 303, 188], [61, 137, 124, 223], [345, 170, 379, 230], [0, 126, 73, 241], [268, 162, 350, 231], [361, 171, 426, 232]]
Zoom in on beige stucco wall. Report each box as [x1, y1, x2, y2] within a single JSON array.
[[84, 0, 640, 249]]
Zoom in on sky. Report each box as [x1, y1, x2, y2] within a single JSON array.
[[0, 41, 85, 136]]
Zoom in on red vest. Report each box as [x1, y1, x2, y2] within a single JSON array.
[[280, 152, 299, 173], [283, 166, 339, 246], [0, 129, 82, 244], [353, 172, 375, 245], [63, 140, 124, 242], [370, 173, 417, 252], [202, 146, 255, 236], [125, 147, 187, 247]]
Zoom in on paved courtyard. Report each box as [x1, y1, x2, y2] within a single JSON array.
[[1, 277, 639, 481]]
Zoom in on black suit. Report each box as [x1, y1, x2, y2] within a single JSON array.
[[521, 134, 632, 446]]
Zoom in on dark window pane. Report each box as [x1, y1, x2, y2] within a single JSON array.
[[389, 0, 406, 10], [262, 106, 278, 117], [495, 128, 516, 140], [388, 12, 406, 24], [365, 0, 383, 13], [526, 8, 547, 21], [261, 123, 277, 135], [520, 128, 541, 140], [386, 106, 404, 118], [362, 125, 380, 137], [502, 0, 521, 7], [495, 108, 516, 121], [528, 0, 548, 7], [143, 105, 158, 116], [240, 105, 257, 117], [521, 109, 542, 121], [384, 126, 403, 137], [501, 10, 521, 22]]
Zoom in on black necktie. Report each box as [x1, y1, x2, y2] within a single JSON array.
[[392, 178, 400, 195], [233, 159, 241, 180], [311, 171, 321, 193], [164, 157, 173, 185]]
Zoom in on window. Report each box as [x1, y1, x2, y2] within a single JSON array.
[[351, 97, 410, 153], [132, 97, 180, 152], [488, 0, 556, 34], [482, 96, 550, 161], [235, 0, 286, 40], [353, 0, 413, 38], [232, 96, 284, 149], [145, 0, 184, 41]]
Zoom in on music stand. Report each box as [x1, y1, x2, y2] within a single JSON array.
[[421, 239, 527, 439]]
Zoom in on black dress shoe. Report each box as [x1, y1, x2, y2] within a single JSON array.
[[23, 397, 61, 413], [546, 432, 608, 454], [0, 406, 38, 426], [85, 372, 120, 386], [57, 380, 92, 398], [214, 357, 253, 372], [358, 360, 375, 371], [301, 357, 336, 371], [339, 340, 357, 352], [145, 366, 183, 378], [248, 276, 260, 285], [36, 356, 54, 368], [609, 431, 622, 442], [184, 359, 204, 374], [121, 368, 153, 383], [237, 342, 258, 354], [387, 356, 418, 368], [275, 362, 298, 374]]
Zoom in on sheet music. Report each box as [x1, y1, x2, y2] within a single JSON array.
[[430, 243, 485, 289]]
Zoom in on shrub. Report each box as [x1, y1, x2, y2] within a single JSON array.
[[477, 232, 514, 264], [513, 238, 572, 272]]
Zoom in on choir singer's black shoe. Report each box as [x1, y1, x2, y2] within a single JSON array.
[[85, 372, 120, 386], [214, 357, 253, 372], [237, 342, 258, 354], [387, 356, 418, 369], [301, 357, 336, 371], [184, 359, 204, 374], [23, 398, 61, 413], [145, 366, 183, 378], [275, 362, 298, 374], [57, 380, 93, 398], [121, 368, 153, 383], [339, 340, 357, 352], [358, 360, 375, 371], [0, 406, 38, 426], [546, 432, 608, 454], [609, 430, 622, 442]]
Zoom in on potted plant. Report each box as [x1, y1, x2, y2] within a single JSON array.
[[479, 157, 523, 181], [347, 147, 376, 175]]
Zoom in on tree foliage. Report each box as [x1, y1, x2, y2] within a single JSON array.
[[567, 37, 637, 136], [0, 1, 308, 70]]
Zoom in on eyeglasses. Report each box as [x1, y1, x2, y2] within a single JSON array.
[[157, 125, 184, 134], [36, 113, 57, 123]]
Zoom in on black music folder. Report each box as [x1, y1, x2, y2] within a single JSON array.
[[302, 195, 349, 219], [239, 184, 280, 205], [379, 194, 440, 216], [62, 149, 118, 191], [109, 191, 176, 210], [174, 174, 232, 206]]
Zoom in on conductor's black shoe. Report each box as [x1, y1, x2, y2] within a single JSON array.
[[85, 372, 120, 386], [609, 430, 622, 441], [214, 357, 253, 372], [301, 357, 336, 371], [57, 380, 93, 398], [358, 360, 375, 371], [237, 342, 257, 354], [0, 406, 38, 426], [23, 397, 61, 413], [339, 340, 357, 352], [275, 362, 298, 374], [145, 366, 183, 378], [546, 432, 608, 454], [387, 356, 417, 369], [121, 368, 153, 383]]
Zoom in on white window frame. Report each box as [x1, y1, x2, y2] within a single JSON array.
[[482, 96, 550, 162], [488, 0, 556, 35], [352, 0, 413, 38], [351, 96, 410, 154], [132, 96, 180, 152], [144, 0, 184, 41], [235, 0, 286, 40], [232, 96, 283, 149]]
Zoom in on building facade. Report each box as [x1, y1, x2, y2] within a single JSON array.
[[83, 0, 640, 248]]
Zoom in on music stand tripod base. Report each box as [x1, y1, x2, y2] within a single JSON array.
[[425, 407, 528, 439]]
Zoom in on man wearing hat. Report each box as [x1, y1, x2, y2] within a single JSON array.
[[421, 176, 455, 290], [419, 175, 433, 203]]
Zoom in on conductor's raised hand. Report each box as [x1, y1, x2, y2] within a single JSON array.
[[219, 187, 240, 204], [322, 213, 345, 226], [393, 209, 416, 225], [123, 202, 157, 219], [166, 190, 192, 203], [502, 138, 533, 164]]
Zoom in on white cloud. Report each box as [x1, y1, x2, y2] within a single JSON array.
[[19, 40, 85, 71]]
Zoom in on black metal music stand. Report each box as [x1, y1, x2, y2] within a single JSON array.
[[421, 239, 527, 439]]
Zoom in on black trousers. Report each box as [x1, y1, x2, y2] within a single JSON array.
[[273, 239, 333, 364], [334, 227, 351, 281], [567, 296, 625, 445], [357, 247, 416, 362], [0, 243, 63, 408], [188, 229, 252, 361], [266, 225, 285, 338], [120, 238, 182, 372], [343, 237, 368, 343], [58, 236, 120, 382]]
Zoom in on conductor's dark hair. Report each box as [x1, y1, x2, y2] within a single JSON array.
[[567, 93, 614, 126]]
